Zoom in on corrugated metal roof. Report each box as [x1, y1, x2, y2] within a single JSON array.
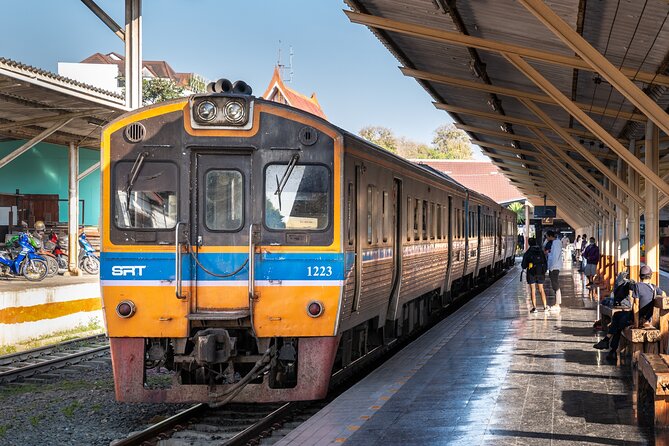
[[345, 0, 669, 225], [0, 57, 128, 149]]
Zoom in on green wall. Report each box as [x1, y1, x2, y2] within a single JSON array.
[[0, 141, 100, 225]]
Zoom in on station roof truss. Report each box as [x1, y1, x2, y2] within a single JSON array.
[[0, 57, 128, 152], [345, 0, 669, 228]]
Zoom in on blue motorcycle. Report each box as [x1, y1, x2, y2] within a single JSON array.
[[0, 233, 48, 281], [78, 232, 100, 275]]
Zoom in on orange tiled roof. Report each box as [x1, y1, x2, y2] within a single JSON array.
[[262, 66, 326, 120], [414, 159, 525, 204]]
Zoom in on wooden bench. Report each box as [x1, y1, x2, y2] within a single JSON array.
[[619, 327, 661, 367], [598, 304, 625, 331], [638, 353, 669, 428]]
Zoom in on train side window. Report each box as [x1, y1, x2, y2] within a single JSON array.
[[429, 202, 435, 240], [414, 198, 420, 241], [407, 196, 412, 242], [382, 191, 389, 243], [437, 204, 442, 239], [367, 185, 374, 244], [347, 182, 354, 246], [422, 200, 428, 240]]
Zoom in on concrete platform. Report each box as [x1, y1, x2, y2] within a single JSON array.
[[0, 275, 101, 345], [277, 263, 655, 445]]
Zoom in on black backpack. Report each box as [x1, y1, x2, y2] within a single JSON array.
[[523, 246, 545, 270]]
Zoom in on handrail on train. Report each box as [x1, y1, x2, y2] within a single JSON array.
[[175, 221, 187, 299]]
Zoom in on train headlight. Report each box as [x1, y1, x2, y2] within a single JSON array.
[[196, 101, 217, 122], [307, 301, 324, 318], [224, 101, 245, 124], [116, 300, 136, 318]]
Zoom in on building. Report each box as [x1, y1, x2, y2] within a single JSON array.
[[414, 159, 525, 204], [262, 66, 326, 119], [58, 52, 207, 97]]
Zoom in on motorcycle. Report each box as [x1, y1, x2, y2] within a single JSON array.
[[7, 232, 59, 278], [0, 233, 48, 281], [78, 232, 99, 275], [46, 232, 68, 273]]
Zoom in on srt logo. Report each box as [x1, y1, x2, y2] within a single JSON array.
[[111, 265, 146, 277]]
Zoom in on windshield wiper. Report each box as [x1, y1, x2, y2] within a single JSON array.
[[274, 153, 300, 210], [124, 151, 148, 208]]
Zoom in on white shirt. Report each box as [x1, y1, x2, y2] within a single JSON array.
[[545, 238, 563, 271]]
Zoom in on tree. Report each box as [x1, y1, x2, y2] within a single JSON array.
[[359, 126, 398, 153], [142, 78, 185, 105], [431, 124, 473, 159], [507, 202, 525, 224]]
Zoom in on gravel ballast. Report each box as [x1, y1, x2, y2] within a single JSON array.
[[0, 359, 189, 446]]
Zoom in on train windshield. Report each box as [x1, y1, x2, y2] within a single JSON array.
[[264, 164, 329, 230], [114, 161, 178, 229]]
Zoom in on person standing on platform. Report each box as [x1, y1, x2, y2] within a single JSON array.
[[582, 237, 600, 287], [573, 235, 581, 263], [521, 237, 549, 313], [544, 231, 563, 313]]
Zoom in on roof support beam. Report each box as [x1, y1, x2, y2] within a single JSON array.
[[479, 149, 540, 166], [529, 138, 616, 215], [402, 67, 645, 124], [529, 127, 628, 213], [518, 0, 669, 138], [345, 10, 669, 87], [434, 102, 598, 140], [471, 140, 540, 158], [80, 0, 125, 41], [505, 53, 668, 202], [0, 118, 73, 169], [0, 110, 94, 132], [78, 162, 100, 181]]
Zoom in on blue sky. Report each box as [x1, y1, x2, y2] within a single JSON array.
[[0, 0, 483, 158]]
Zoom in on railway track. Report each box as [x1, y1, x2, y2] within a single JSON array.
[[0, 334, 109, 384], [113, 269, 509, 446]]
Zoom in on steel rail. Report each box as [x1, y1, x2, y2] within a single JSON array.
[[0, 334, 107, 366], [0, 336, 110, 384]]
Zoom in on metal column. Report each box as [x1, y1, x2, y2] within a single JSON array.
[[68, 143, 80, 276], [645, 122, 660, 284], [628, 140, 641, 282], [616, 158, 628, 276], [524, 201, 530, 251], [125, 0, 142, 109]]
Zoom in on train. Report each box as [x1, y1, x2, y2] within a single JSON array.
[[100, 79, 516, 404]]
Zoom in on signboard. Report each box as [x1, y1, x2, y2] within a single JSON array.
[[533, 206, 557, 218], [541, 217, 554, 225]]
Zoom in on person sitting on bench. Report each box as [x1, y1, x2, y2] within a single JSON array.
[[593, 265, 665, 362]]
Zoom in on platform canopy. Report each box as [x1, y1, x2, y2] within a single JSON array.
[[0, 57, 128, 151], [344, 0, 669, 229]]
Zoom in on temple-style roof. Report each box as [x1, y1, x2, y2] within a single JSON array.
[[262, 66, 327, 119]]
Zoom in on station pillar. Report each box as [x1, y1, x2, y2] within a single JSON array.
[[67, 142, 80, 276], [616, 157, 627, 277], [628, 139, 641, 282], [645, 122, 660, 284]]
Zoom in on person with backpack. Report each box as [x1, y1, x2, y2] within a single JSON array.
[[594, 265, 665, 362], [582, 237, 600, 288], [521, 237, 549, 313]]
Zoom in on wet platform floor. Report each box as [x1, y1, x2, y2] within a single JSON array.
[[277, 262, 662, 445]]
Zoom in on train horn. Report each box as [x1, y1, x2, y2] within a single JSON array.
[[214, 78, 233, 93], [232, 80, 253, 95]]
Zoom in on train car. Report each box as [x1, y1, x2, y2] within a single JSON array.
[[100, 80, 516, 404]]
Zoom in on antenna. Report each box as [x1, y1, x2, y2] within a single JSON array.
[[276, 41, 294, 83]]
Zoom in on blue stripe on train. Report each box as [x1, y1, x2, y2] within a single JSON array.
[[100, 251, 346, 281]]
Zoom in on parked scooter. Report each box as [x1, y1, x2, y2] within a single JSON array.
[[6, 227, 58, 278], [0, 233, 48, 281], [47, 232, 68, 273], [78, 232, 99, 275]]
